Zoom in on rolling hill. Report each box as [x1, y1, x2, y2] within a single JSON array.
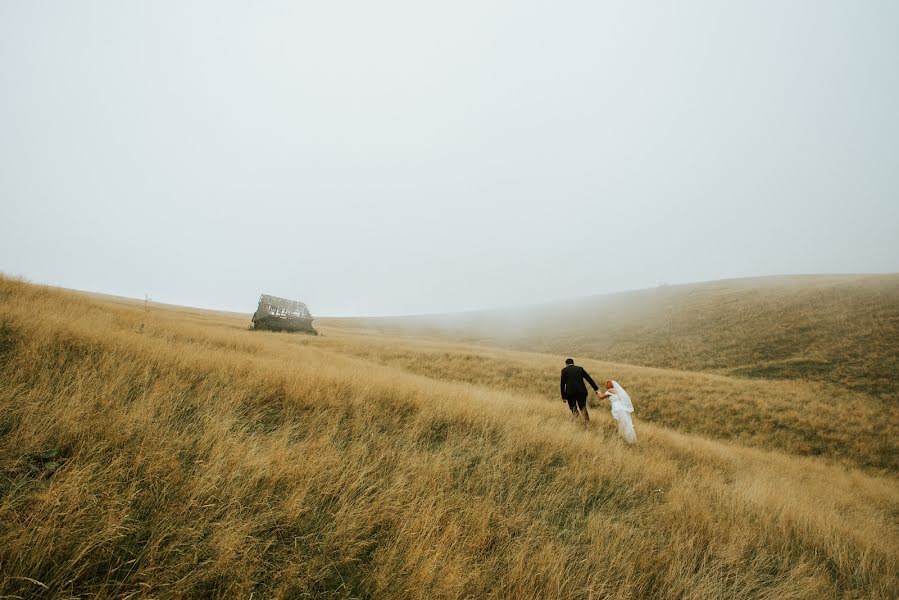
[[0, 275, 896, 598], [329, 274, 899, 399]]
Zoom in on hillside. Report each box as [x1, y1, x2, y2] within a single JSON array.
[[292, 331, 898, 472], [1, 276, 897, 599], [329, 274, 899, 398]]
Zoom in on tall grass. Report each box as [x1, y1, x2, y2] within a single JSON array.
[[300, 331, 899, 472], [1, 277, 896, 599]]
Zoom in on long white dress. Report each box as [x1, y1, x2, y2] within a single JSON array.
[[608, 380, 637, 444]]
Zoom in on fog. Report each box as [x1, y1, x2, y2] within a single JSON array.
[[2, 1, 897, 316]]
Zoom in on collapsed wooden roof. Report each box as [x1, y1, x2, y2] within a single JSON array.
[[255, 294, 312, 320]]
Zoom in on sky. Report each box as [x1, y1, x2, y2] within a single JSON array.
[[1, 1, 898, 316]]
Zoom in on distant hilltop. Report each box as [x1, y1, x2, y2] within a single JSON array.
[[325, 274, 899, 399]]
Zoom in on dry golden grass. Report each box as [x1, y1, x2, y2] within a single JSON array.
[[1, 276, 897, 599], [332, 274, 899, 399], [298, 330, 899, 473]]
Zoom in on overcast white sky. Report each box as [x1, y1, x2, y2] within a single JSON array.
[[2, 1, 897, 316]]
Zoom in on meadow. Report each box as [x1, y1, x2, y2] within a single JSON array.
[[336, 274, 899, 399], [0, 275, 897, 599]]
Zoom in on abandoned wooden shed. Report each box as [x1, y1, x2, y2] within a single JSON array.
[[251, 294, 317, 334]]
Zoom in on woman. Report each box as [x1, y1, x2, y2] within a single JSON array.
[[599, 380, 637, 443]]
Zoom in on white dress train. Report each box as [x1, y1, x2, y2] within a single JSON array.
[[608, 380, 636, 444]]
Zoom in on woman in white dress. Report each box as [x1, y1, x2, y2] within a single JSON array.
[[599, 380, 637, 443]]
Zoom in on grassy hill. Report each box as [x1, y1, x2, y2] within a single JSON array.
[[289, 331, 898, 472], [1, 276, 897, 598], [330, 274, 899, 399]]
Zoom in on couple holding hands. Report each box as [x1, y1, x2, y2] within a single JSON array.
[[560, 358, 637, 444]]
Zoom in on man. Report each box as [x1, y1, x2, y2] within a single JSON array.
[[560, 358, 600, 421]]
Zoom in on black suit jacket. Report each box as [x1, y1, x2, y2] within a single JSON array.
[[560, 364, 599, 400]]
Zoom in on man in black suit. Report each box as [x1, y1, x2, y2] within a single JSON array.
[[560, 358, 599, 421]]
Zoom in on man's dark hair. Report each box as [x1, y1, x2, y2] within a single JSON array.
[[565, 358, 574, 365]]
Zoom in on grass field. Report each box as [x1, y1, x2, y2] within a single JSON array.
[[333, 274, 899, 399], [1, 275, 897, 598]]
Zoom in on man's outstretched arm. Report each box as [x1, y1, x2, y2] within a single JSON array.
[[560, 373, 566, 399], [583, 369, 599, 392]]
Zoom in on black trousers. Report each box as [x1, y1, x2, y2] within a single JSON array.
[[566, 395, 587, 412]]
